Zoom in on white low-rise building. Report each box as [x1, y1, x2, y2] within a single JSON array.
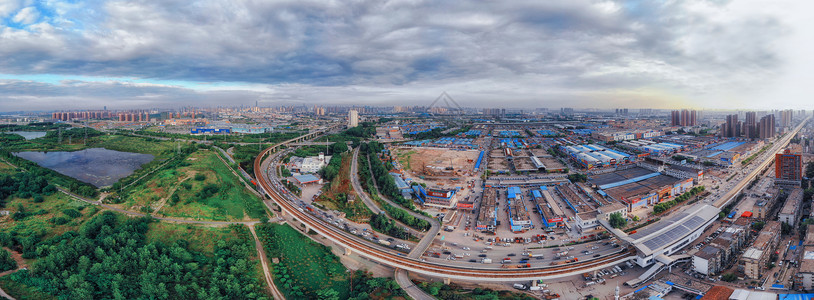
[[288, 153, 332, 174]]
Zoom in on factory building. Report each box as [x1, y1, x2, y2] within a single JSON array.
[[561, 144, 633, 169], [476, 188, 498, 232], [506, 187, 532, 232], [413, 185, 458, 209]]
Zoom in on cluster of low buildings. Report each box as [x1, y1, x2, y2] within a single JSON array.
[[560, 144, 633, 169], [588, 165, 696, 212]]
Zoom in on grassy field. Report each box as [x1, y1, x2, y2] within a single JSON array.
[[395, 149, 416, 170], [0, 160, 17, 174], [91, 134, 178, 157], [154, 150, 267, 221], [257, 223, 350, 299], [143, 222, 256, 253], [315, 152, 372, 222], [1, 192, 99, 243]]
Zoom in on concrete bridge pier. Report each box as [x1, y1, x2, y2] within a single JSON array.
[[344, 247, 352, 256], [443, 278, 451, 285]]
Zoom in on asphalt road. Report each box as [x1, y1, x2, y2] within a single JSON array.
[[711, 116, 810, 208]]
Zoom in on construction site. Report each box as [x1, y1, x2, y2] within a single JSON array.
[[391, 147, 482, 184]]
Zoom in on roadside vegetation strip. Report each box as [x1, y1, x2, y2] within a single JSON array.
[[741, 143, 772, 166], [652, 186, 706, 215], [249, 225, 287, 300], [314, 151, 373, 222], [358, 146, 433, 231], [417, 280, 536, 300], [255, 223, 407, 300]]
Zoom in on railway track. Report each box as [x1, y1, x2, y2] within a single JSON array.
[[254, 144, 636, 281]]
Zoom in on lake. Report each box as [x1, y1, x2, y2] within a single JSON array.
[[14, 148, 155, 187], [10, 131, 48, 140]]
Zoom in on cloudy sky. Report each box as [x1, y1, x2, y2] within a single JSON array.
[[0, 0, 812, 111]]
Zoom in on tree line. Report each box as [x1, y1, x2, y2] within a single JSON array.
[[653, 186, 706, 215], [358, 143, 431, 231]]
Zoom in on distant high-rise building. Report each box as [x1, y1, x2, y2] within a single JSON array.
[[615, 108, 629, 115], [348, 110, 359, 128], [779, 109, 793, 128], [721, 114, 740, 137], [483, 108, 505, 117], [759, 114, 775, 139], [775, 147, 802, 186], [560, 108, 574, 116], [744, 111, 757, 138], [671, 109, 697, 126]]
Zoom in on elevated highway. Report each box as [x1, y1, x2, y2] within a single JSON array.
[[713, 116, 809, 208], [254, 137, 637, 282]]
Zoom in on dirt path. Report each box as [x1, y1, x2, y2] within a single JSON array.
[[249, 225, 286, 300], [0, 248, 27, 300], [152, 177, 190, 213]]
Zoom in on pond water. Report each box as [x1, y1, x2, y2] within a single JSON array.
[[14, 148, 155, 187], [9, 131, 48, 140]]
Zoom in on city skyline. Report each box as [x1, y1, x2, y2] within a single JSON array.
[[2, 1, 814, 111]]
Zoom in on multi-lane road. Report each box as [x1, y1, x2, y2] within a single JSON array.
[[251, 117, 809, 286], [254, 139, 637, 282], [712, 116, 810, 208]]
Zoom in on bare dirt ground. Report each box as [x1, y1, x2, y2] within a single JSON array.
[[393, 147, 480, 186]]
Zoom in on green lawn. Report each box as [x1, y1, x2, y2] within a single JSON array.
[[256, 223, 350, 299], [157, 150, 267, 221]]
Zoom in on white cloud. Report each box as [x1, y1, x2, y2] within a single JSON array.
[[11, 6, 39, 25], [0, 0, 20, 18], [0, 0, 811, 109]]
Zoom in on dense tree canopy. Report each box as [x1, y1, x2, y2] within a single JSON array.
[[8, 212, 268, 300]]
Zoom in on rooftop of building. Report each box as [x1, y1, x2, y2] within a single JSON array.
[[700, 286, 734, 300], [752, 221, 781, 250], [612, 202, 720, 257], [741, 247, 763, 260], [696, 245, 722, 260], [805, 225, 814, 245], [779, 188, 804, 216], [799, 246, 814, 274]]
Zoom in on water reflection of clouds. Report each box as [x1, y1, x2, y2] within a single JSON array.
[[14, 148, 154, 187]]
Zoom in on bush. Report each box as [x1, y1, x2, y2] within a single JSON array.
[[194, 173, 207, 181], [63, 208, 82, 219], [0, 248, 16, 272]]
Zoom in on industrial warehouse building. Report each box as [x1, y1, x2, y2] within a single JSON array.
[[589, 167, 693, 212], [560, 144, 633, 169]]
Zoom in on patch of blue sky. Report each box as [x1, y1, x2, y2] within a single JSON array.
[[0, 73, 252, 90]]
